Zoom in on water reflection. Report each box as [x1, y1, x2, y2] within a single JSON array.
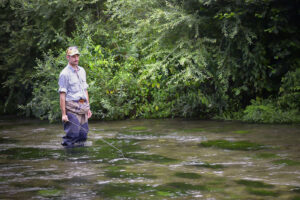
[[0, 119, 300, 199]]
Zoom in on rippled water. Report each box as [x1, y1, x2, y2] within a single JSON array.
[[0, 118, 300, 199]]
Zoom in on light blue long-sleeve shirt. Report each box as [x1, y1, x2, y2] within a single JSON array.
[[58, 64, 88, 101]]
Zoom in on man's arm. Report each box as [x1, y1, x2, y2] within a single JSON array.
[[85, 90, 92, 119], [60, 92, 69, 122]]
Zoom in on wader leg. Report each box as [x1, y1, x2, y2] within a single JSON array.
[[61, 112, 89, 147], [61, 112, 81, 147], [78, 122, 89, 142]]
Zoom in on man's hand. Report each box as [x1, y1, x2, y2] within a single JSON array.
[[60, 93, 68, 122], [62, 114, 69, 122], [88, 109, 92, 119]]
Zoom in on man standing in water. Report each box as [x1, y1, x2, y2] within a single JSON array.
[[58, 46, 92, 147]]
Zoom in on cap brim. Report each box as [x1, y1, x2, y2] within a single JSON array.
[[68, 53, 80, 56]]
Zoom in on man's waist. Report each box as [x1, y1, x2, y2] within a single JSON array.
[[71, 99, 87, 103], [65, 92, 87, 102]]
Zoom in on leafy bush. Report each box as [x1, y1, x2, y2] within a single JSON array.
[[279, 68, 300, 109], [8, 0, 300, 123], [242, 68, 300, 124], [20, 51, 65, 122], [242, 99, 300, 123]]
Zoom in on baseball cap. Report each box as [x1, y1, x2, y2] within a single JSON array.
[[66, 46, 80, 56]]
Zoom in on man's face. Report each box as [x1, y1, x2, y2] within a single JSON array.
[[67, 54, 80, 67]]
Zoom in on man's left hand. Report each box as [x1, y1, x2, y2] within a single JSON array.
[[88, 109, 92, 119]]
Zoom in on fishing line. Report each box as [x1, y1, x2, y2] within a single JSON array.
[[63, 120, 126, 159]]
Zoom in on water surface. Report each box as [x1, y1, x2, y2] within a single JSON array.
[[1, 119, 300, 199]]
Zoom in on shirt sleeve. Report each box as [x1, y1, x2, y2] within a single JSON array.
[[58, 73, 68, 93], [83, 81, 89, 90]]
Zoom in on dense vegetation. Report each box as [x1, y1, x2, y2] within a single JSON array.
[[1, 0, 299, 123]]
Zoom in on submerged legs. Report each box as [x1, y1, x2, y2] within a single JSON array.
[[61, 112, 89, 147]]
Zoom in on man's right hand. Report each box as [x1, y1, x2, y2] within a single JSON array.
[[62, 114, 69, 122]]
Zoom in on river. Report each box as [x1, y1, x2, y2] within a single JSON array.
[[0, 118, 300, 199]]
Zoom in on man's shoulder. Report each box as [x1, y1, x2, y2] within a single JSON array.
[[78, 66, 86, 72], [60, 66, 71, 76]]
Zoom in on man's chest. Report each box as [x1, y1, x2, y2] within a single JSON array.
[[68, 70, 84, 84]]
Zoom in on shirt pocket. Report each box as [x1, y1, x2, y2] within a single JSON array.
[[69, 79, 80, 92]]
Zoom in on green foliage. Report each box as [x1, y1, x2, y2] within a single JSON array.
[[20, 51, 65, 121], [0, 0, 104, 114], [242, 99, 300, 123], [107, 0, 229, 117], [279, 68, 300, 109], [1, 0, 300, 123], [104, 0, 300, 121]]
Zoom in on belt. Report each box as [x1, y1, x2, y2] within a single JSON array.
[[73, 99, 86, 103]]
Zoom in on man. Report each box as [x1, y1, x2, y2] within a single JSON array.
[[58, 46, 92, 147]]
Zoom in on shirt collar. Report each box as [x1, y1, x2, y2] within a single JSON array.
[[67, 64, 80, 72]]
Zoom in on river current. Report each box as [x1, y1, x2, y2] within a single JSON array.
[[0, 118, 299, 199]]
